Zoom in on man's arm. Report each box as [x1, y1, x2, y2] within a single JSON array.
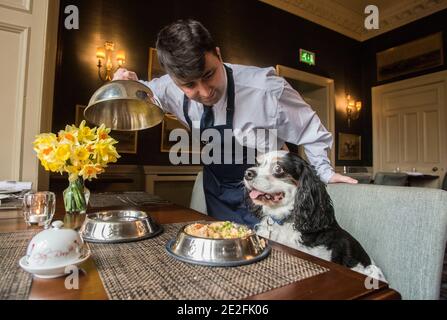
[[276, 81, 357, 184]]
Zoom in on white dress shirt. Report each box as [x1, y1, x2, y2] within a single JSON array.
[[140, 63, 334, 183]]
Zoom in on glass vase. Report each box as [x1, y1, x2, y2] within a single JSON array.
[[63, 177, 90, 214]]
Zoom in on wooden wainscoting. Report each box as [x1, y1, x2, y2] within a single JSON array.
[[50, 165, 145, 193], [144, 166, 203, 208]]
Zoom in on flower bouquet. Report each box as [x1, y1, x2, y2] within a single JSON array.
[[33, 121, 120, 214]]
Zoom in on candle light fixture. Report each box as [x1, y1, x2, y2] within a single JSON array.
[[96, 41, 126, 82], [346, 94, 362, 127]]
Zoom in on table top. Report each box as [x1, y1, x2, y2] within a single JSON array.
[[0, 195, 401, 300]]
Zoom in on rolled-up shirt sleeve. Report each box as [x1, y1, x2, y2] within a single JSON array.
[[139, 76, 182, 115], [275, 81, 335, 183]]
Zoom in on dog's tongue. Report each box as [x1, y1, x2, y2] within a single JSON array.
[[249, 190, 265, 199]]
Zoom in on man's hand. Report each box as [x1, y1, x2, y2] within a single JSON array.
[[113, 68, 139, 81], [328, 173, 358, 184]]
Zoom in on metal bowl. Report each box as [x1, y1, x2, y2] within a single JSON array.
[[84, 80, 164, 131], [166, 222, 270, 267], [79, 210, 162, 243]]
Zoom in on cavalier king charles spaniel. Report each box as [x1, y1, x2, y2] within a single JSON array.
[[244, 150, 386, 282]]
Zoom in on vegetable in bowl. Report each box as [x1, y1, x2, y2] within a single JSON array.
[[184, 221, 253, 239]]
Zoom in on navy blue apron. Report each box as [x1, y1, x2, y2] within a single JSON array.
[[182, 65, 259, 227]]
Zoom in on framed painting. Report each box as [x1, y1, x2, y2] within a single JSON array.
[[376, 32, 444, 82], [148, 47, 195, 153], [338, 133, 361, 161], [75, 104, 138, 154], [148, 47, 165, 81], [160, 113, 193, 153]]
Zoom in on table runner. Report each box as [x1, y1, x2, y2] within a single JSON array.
[[90, 223, 328, 300], [89, 192, 170, 208], [0, 229, 37, 300]]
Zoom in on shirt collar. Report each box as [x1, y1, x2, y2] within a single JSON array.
[[213, 64, 228, 109]]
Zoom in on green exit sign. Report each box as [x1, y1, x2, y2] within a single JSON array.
[[300, 49, 316, 66]]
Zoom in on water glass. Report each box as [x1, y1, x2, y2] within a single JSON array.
[[22, 191, 56, 228]]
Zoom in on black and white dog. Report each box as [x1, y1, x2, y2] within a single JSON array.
[[244, 150, 386, 281]]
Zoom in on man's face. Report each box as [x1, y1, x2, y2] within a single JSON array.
[[171, 49, 226, 106]]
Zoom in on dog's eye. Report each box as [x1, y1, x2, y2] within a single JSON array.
[[273, 164, 284, 175]]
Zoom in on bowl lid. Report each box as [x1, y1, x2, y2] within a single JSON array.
[[26, 221, 84, 267], [84, 80, 164, 131]]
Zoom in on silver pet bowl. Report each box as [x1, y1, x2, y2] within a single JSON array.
[[84, 80, 164, 131], [80, 210, 162, 243], [166, 222, 270, 267]]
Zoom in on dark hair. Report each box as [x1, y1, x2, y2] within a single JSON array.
[[156, 19, 218, 81], [289, 153, 335, 233]]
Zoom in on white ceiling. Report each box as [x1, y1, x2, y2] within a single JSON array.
[[260, 0, 447, 41]]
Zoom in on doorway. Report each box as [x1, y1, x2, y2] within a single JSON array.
[[276, 65, 336, 164], [372, 70, 447, 188]]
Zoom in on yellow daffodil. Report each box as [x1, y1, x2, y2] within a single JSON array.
[[55, 144, 71, 162], [33, 133, 58, 154], [58, 130, 77, 144], [94, 140, 120, 164], [48, 160, 65, 172], [77, 120, 96, 143], [79, 164, 104, 180], [66, 165, 82, 182], [33, 122, 120, 180], [73, 145, 90, 162], [96, 124, 111, 141]]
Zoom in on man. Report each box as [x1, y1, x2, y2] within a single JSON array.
[[114, 19, 357, 226]]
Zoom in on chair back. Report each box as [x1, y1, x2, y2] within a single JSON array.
[[327, 184, 447, 299]]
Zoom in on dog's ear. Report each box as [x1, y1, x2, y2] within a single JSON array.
[[243, 187, 264, 219], [291, 156, 335, 233]]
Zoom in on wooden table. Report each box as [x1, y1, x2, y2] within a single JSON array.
[[0, 198, 401, 300]]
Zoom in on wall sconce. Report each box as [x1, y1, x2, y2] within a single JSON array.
[[96, 41, 126, 82], [346, 94, 362, 127]]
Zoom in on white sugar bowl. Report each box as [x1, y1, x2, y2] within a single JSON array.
[[19, 220, 90, 278]]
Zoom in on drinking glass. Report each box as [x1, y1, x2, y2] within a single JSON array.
[[22, 191, 56, 229]]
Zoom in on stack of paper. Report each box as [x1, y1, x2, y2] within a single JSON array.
[[0, 181, 32, 209], [0, 181, 32, 194]]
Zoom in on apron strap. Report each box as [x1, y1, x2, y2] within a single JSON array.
[[182, 95, 193, 130], [224, 65, 235, 129]]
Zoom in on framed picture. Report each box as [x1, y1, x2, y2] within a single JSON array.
[[377, 32, 444, 82], [338, 133, 361, 161], [160, 113, 193, 153], [148, 47, 195, 153], [148, 47, 165, 81], [75, 104, 138, 154]]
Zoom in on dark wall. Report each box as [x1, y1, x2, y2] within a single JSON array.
[[359, 9, 447, 166], [54, 0, 364, 166]]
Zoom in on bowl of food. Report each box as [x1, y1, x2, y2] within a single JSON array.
[[165, 221, 270, 267], [79, 210, 162, 243]]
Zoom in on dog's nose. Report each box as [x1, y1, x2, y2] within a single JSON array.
[[244, 169, 257, 181]]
